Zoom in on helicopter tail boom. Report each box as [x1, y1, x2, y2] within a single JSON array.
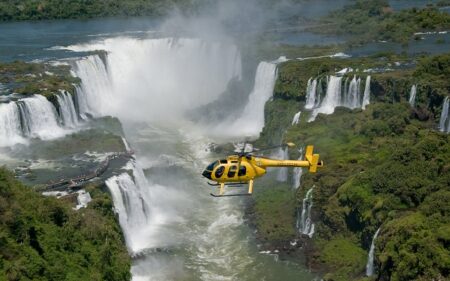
[[257, 145, 323, 172]]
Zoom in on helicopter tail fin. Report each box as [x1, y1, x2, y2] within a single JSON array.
[[305, 145, 323, 173]]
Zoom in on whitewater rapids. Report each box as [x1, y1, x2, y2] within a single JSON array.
[[62, 35, 315, 280]]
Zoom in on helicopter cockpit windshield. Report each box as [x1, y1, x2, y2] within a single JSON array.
[[206, 161, 218, 171], [202, 160, 219, 180]]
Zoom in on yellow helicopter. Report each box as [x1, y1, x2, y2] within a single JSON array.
[[202, 143, 323, 197]]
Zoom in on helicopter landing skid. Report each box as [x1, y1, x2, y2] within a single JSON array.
[[207, 182, 246, 187], [210, 193, 252, 197]]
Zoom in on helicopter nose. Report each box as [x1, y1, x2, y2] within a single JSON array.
[[202, 170, 212, 180]]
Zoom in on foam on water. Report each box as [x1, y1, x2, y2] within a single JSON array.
[[409, 85, 417, 107], [308, 74, 371, 121], [0, 102, 26, 147], [276, 147, 289, 182], [220, 61, 277, 138], [56, 90, 79, 127], [297, 187, 315, 238], [292, 148, 304, 189], [309, 76, 342, 121], [292, 111, 301, 125], [17, 95, 67, 140], [366, 227, 381, 277], [69, 37, 242, 123], [305, 78, 317, 109], [439, 97, 449, 133], [362, 76, 371, 109]]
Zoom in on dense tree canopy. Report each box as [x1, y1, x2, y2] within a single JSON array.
[[0, 168, 131, 281]]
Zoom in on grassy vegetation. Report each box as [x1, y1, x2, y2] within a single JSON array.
[[253, 53, 450, 280], [253, 183, 297, 242], [319, 238, 367, 280], [310, 0, 450, 45], [0, 61, 80, 99], [0, 168, 131, 281], [295, 103, 450, 281]]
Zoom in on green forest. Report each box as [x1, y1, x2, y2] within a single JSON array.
[[252, 53, 450, 281], [0, 169, 131, 281], [0, 0, 193, 21], [312, 0, 450, 44]]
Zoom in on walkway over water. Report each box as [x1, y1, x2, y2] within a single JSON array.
[[43, 151, 133, 191]]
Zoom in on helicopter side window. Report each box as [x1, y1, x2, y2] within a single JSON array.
[[215, 166, 225, 178], [219, 159, 227, 164], [238, 166, 246, 176], [206, 161, 219, 171], [227, 165, 237, 178]]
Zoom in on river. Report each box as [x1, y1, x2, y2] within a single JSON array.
[[0, 1, 447, 279], [0, 16, 317, 281]]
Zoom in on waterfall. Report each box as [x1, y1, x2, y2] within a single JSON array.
[[308, 74, 371, 121], [342, 77, 349, 106], [56, 90, 79, 127], [409, 85, 417, 107], [0, 93, 74, 146], [362, 76, 371, 110], [366, 228, 381, 277], [292, 111, 301, 125], [292, 148, 304, 189], [0, 102, 25, 147], [226, 61, 277, 137], [315, 78, 323, 108], [346, 76, 361, 109], [68, 37, 242, 123], [276, 147, 289, 182], [105, 160, 153, 254], [71, 55, 112, 118], [298, 187, 315, 237], [439, 97, 450, 133], [305, 78, 317, 109], [17, 95, 66, 140], [309, 76, 342, 121]]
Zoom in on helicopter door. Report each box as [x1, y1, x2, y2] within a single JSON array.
[[214, 166, 225, 178], [227, 165, 237, 178]]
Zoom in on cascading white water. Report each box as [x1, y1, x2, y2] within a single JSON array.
[[343, 77, 349, 103], [56, 90, 79, 127], [224, 61, 277, 138], [71, 55, 111, 118], [305, 78, 317, 109], [298, 187, 315, 238], [308, 74, 370, 121], [61, 35, 319, 280], [276, 147, 289, 182], [366, 227, 381, 277], [105, 160, 153, 253], [362, 76, 371, 110], [17, 95, 66, 140], [439, 97, 449, 133], [68, 37, 242, 123], [345, 76, 361, 109], [309, 76, 342, 121], [0, 102, 26, 147], [292, 148, 303, 189], [292, 111, 301, 125], [409, 85, 417, 107]]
